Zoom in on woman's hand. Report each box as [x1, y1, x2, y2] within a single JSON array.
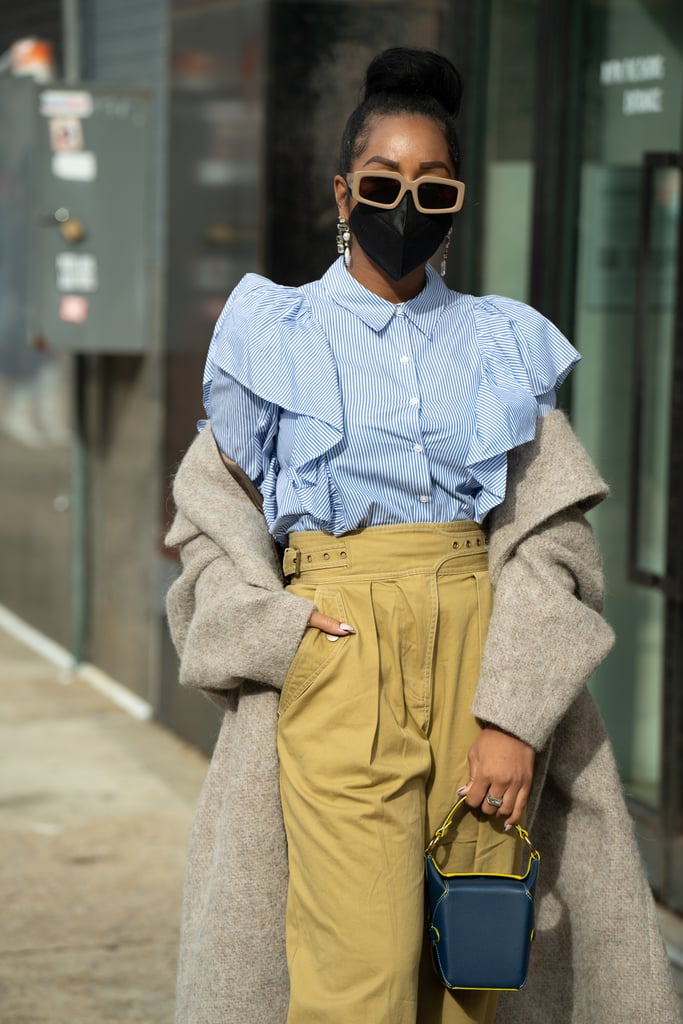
[[458, 726, 535, 829], [307, 611, 356, 639]]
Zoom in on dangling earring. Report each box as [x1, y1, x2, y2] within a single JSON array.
[[336, 216, 351, 268], [440, 227, 452, 278]]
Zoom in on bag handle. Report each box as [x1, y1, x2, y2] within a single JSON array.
[[425, 796, 540, 860]]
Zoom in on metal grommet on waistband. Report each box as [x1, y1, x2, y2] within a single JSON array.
[[452, 541, 459, 550], [465, 539, 472, 548]]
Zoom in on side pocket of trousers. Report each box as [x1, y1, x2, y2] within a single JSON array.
[[278, 588, 348, 718]]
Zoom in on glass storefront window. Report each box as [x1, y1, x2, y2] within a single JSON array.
[[480, 0, 540, 301], [571, 0, 683, 815]]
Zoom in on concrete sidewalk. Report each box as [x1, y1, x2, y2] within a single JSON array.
[[1, 619, 682, 1023], [0, 624, 207, 1024]]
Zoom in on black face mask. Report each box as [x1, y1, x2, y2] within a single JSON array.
[[349, 195, 452, 281]]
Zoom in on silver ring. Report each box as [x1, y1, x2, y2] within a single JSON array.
[[486, 795, 503, 808]]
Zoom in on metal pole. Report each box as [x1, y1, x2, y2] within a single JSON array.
[[62, 0, 82, 83], [61, 0, 89, 663]]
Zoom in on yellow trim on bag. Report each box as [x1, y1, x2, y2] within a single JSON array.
[[425, 851, 539, 882]]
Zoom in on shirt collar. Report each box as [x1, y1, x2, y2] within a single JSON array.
[[321, 256, 451, 338]]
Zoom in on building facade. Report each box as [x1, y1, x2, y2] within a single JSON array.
[[0, 0, 681, 911]]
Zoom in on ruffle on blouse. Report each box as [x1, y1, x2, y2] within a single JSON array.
[[467, 295, 580, 521], [203, 273, 344, 528]]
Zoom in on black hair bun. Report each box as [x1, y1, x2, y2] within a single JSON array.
[[363, 47, 462, 118]]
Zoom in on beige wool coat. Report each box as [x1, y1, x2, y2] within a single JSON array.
[[165, 410, 680, 1024]]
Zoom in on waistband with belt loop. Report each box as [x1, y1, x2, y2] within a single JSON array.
[[283, 543, 351, 577], [282, 522, 488, 579]]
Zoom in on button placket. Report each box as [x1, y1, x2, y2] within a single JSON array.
[[386, 312, 432, 513], [400, 352, 427, 466]]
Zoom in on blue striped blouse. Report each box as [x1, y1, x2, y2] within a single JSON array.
[[202, 257, 579, 545]]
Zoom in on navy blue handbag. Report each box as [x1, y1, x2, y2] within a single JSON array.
[[424, 797, 540, 991]]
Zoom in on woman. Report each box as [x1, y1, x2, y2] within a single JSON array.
[[166, 48, 680, 1024]]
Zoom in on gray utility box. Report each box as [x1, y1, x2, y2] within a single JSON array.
[[0, 77, 152, 353]]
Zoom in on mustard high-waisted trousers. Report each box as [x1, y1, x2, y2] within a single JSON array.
[[277, 522, 518, 1024]]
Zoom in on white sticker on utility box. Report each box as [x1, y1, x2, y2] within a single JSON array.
[[55, 252, 98, 293], [52, 151, 97, 182]]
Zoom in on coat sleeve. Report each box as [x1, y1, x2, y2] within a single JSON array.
[[472, 507, 615, 750], [164, 424, 316, 709], [166, 528, 315, 708]]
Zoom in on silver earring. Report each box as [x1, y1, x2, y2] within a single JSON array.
[[440, 227, 452, 278], [336, 217, 351, 268]]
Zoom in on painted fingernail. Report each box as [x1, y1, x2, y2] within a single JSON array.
[[326, 634, 339, 643], [504, 824, 512, 832], [340, 623, 356, 634], [456, 786, 468, 795]]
